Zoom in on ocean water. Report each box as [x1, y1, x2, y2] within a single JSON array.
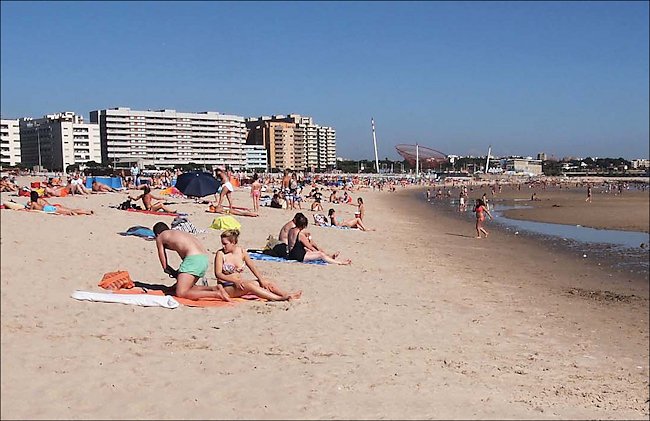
[[422, 193, 650, 280]]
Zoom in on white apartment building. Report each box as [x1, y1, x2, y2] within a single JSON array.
[[243, 144, 268, 171], [90, 108, 247, 170], [19, 112, 101, 172], [245, 114, 336, 172], [0, 118, 21, 167]]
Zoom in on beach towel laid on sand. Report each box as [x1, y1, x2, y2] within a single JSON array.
[[126, 208, 185, 217], [117, 226, 156, 240], [247, 250, 328, 265], [71, 290, 180, 309], [171, 216, 205, 234], [115, 287, 264, 307]]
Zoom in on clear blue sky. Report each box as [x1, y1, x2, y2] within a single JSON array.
[[1, 1, 648, 161]]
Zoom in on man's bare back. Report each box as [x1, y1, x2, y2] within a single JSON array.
[[157, 229, 207, 259], [278, 219, 295, 244]]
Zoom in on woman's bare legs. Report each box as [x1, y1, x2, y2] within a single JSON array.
[[304, 250, 351, 265], [223, 281, 301, 301]]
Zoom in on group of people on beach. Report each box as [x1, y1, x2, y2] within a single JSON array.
[[152, 208, 357, 303]]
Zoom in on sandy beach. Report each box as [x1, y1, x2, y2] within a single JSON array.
[[1, 178, 648, 419]]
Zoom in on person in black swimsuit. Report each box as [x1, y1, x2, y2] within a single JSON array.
[[287, 214, 352, 265]]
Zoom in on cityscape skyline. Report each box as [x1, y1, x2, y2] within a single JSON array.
[[1, 2, 648, 161]]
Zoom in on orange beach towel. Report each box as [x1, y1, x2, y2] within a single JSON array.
[[111, 287, 263, 308]]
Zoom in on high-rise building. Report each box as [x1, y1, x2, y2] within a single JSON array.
[[537, 152, 547, 161], [90, 107, 247, 169], [245, 114, 336, 172], [19, 112, 101, 171], [1, 119, 21, 167], [243, 144, 268, 171]]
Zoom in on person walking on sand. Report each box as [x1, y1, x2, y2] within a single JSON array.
[[473, 198, 493, 239], [585, 185, 592, 203], [153, 222, 231, 301], [214, 167, 235, 209], [250, 173, 262, 213], [459, 188, 467, 212], [215, 229, 302, 301]]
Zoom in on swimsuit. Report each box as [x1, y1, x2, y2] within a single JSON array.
[[252, 190, 261, 198], [43, 205, 57, 213], [288, 238, 307, 262], [223, 182, 234, 193], [178, 254, 209, 277], [219, 254, 245, 287]]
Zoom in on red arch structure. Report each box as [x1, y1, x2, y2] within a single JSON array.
[[395, 144, 448, 170]]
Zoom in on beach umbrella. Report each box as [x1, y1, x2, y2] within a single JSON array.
[[174, 171, 221, 198]]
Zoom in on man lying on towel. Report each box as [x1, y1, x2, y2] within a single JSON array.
[[153, 221, 231, 301]]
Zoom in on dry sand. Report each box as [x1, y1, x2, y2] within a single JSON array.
[[1, 178, 648, 419]]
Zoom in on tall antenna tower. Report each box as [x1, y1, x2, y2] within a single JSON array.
[[371, 118, 380, 174]]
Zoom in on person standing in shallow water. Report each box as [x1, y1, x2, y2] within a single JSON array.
[[473, 198, 493, 239]]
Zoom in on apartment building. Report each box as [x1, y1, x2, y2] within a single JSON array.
[[0, 118, 21, 167], [245, 114, 336, 172], [90, 108, 247, 170], [242, 144, 268, 171], [19, 112, 101, 171]]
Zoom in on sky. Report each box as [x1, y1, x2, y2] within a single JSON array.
[[1, 1, 648, 161]]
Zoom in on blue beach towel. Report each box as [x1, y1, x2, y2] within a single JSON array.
[[118, 226, 156, 240], [247, 251, 327, 265]]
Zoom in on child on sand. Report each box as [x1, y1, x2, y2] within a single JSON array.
[[214, 229, 302, 301]]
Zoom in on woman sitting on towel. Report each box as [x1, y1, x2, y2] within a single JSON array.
[[287, 213, 352, 265], [27, 191, 94, 215], [214, 229, 302, 301], [129, 185, 176, 213]]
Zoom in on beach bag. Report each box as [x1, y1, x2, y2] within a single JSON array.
[[98, 271, 134, 290], [313, 213, 327, 225], [171, 216, 200, 234], [209, 215, 241, 231]]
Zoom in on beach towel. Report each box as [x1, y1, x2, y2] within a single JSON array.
[[209, 215, 241, 231], [247, 250, 328, 265], [71, 290, 180, 309], [118, 226, 156, 240], [126, 208, 185, 217], [2, 201, 26, 210], [171, 216, 205, 234], [113, 287, 264, 308]]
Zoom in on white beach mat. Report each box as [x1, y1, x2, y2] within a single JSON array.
[[71, 290, 180, 309]]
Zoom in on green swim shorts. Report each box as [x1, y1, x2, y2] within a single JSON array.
[[178, 254, 209, 278]]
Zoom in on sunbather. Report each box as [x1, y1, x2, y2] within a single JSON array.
[[129, 185, 176, 213], [328, 208, 372, 231], [214, 229, 302, 301], [27, 191, 93, 215], [92, 180, 117, 193]]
